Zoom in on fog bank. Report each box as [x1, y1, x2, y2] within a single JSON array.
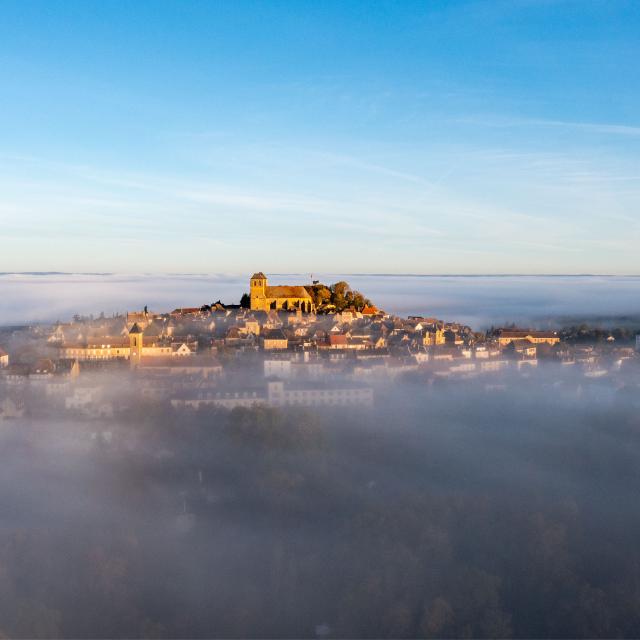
[[2, 369, 640, 638], [2, 273, 640, 328]]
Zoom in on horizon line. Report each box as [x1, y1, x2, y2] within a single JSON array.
[[2, 271, 640, 279]]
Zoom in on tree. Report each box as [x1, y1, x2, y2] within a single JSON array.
[[240, 293, 251, 308], [352, 292, 365, 310], [331, 281, 350, 297], [306, 280, 375, 313], [420, 597, 454, 638]]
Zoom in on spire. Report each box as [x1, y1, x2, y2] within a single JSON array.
[[129, 322, 143, 335]]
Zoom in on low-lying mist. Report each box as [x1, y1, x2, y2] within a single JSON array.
[[2, 368, 640, 638], [2, 273, 640, 328]]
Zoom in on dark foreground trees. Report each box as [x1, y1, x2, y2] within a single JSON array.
[[1, 388, 640, 638]]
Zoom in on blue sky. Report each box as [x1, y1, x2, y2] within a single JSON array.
[[0, 0, 638, 274]]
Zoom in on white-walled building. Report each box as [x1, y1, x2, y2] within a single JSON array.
[[171, 380, 373, 410], [264, 358, 292, 379]]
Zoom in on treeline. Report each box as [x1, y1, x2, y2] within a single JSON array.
[[560, 324, 640, 344], [2, 383, 640, 637]]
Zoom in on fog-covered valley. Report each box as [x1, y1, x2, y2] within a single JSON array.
[[2, 277, 640, 638], [2, 366, 640, 638]]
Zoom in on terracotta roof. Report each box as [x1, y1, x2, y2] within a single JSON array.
[[251, 272, 267, 279], [171, 307, 202, 315], [265, 285, 312, 299]]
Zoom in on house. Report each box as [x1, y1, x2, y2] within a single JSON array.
[[65, 385, 114, 418], [238, 318, 261, 336], [266, 380, 373, 407], [47, 324, 67, 344], [126, 310, 152, 329], [171, 342, 196, 356], [0, 347, 8, 368], [2, 364, 31, 384], [29, 358, 80, 382], [170, 307, 204, 318], [29, 358, 56, 380], [421, 328, 446, 346], [444, 330, 464, 345], [264, 357, 293, 379], [474, 346, 501, 359], [361, 305, 379, 316], [59, 337, 131, 360], [328, 334, 348, 349], [261, 328, 288, 350], [172, 379, 373, 410], [224, 326, 245, 346], [513, 342, 538, 358], [0, 397, 25, 420], [139, 356, 223, 379], [59, 327, 176, 361]]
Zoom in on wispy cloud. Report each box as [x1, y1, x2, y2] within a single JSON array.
[[1, 137, 638, 273], [456, 115, 640, 137]]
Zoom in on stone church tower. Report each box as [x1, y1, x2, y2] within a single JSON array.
[[250, 272, 268, 310], [129, 322, 143, 368]]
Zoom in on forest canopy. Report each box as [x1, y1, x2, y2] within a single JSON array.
[[2, 374, 640, 638]]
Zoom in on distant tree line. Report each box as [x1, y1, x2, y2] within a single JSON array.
[[560, 324, 640, 344]]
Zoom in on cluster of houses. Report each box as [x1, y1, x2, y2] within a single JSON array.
[[1, 273, 640, 420]]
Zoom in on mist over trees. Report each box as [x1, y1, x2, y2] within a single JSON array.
[[2, 371, 640, 638]]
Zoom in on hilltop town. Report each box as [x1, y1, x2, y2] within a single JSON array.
[[1, 272, 640, 421]]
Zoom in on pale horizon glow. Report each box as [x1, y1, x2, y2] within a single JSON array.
[[0, 1, 639, 273], [2, 272, 640, 329]]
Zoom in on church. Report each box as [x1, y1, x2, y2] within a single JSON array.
[[250, 272, 316, 313]]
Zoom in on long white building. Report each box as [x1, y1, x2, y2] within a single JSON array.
[[171, 379, 373, 410]]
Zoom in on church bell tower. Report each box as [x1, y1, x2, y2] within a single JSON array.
[[129, 323, 143, 368], [250, 272, 267, 311]]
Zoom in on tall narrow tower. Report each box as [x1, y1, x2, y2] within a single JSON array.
[[129, 322, 143, 368], [250, 272, 268, 311]]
